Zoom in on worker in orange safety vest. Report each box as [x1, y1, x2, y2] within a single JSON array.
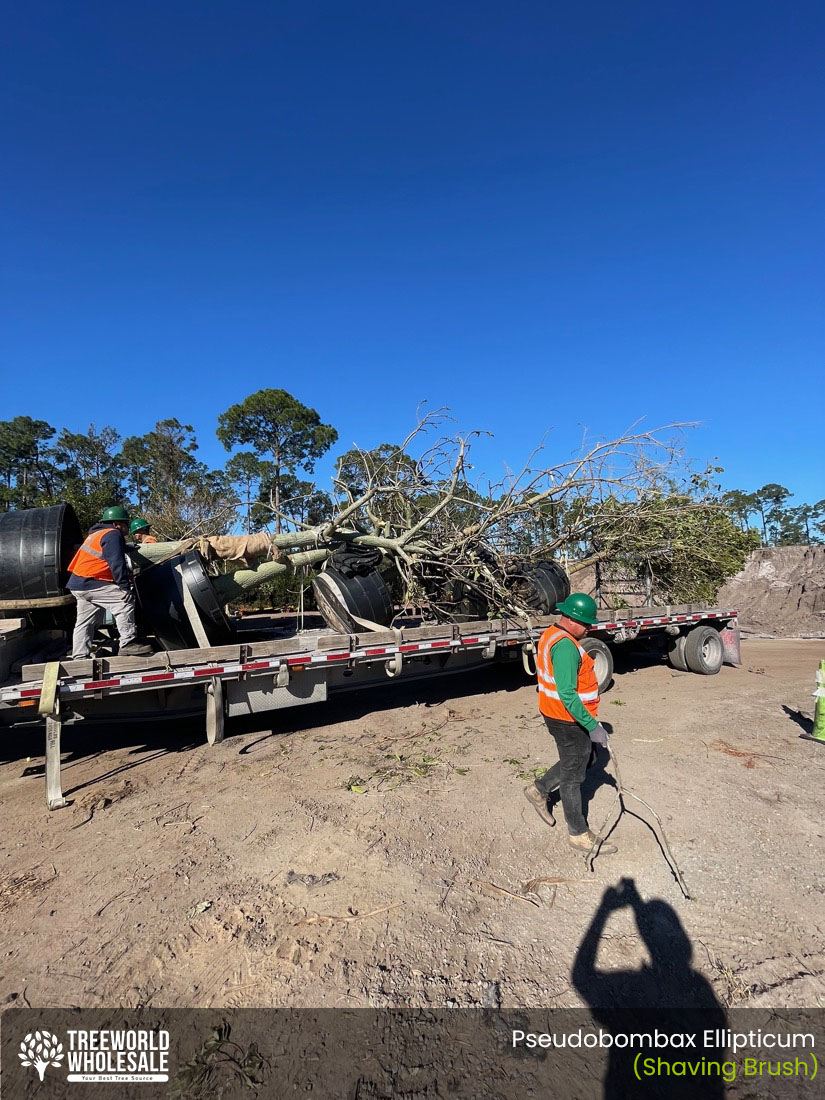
[[66, 506, 152, 659], [523, 592, 617, 854]]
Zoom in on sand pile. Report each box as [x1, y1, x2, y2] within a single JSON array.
[[717, 545, 825, 637]]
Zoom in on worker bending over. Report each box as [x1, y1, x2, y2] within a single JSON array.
[[524, 593, 617, 854], [67, 506, 152, 659]]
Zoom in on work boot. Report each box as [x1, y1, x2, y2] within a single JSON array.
[[120, 641, 153, 657], [568, 829, 617, 855], [523, 784, 555, 828]]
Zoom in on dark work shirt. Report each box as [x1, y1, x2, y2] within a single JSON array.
[[67, 523, 132, 592]]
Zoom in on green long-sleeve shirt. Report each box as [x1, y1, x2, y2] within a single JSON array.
[[549, 636, 598, 731]]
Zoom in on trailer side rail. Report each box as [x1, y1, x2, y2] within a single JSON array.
[[1, 607, 739, 708]]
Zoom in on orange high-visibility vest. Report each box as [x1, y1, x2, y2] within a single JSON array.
[[536, 625, 599, 722], [68, 527, 118, 582]]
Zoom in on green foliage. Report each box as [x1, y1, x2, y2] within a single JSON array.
[[54, 424, 125, 529], [217, 389, 337, 534], [253, 471, 332, 533], [599, 493, 760, 603], [722, 484, 824, 546], [0, 416, 57, 510], [225, 451, 276, 533], [119, 419, 235, 538]]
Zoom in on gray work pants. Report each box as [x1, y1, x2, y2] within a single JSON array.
[[70, 585, 137, 658]]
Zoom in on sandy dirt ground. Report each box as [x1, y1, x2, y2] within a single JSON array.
[[1, 639, 824, 1012]]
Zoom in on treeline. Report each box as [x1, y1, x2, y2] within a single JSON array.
[[0, 390, 342, 537], [2, 392, 821, 561], [722, 486, 825, 547]]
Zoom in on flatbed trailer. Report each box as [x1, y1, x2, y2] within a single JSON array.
[[0, 605, 740, 810]]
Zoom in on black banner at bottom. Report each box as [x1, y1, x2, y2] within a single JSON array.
[[2, 1009, 823, 1099]]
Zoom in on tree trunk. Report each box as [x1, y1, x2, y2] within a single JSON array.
[[211, 549, 329, 601]]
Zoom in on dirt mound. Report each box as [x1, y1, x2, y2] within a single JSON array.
[[717, 545, 825, 637]]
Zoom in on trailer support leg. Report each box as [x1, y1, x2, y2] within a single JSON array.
[[206, 677, 225, 745]]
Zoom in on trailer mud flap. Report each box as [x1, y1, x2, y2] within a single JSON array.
[[720, 621, 741, 667]]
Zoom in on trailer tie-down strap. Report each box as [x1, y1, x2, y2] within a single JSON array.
[[37, 661, 61, 718]]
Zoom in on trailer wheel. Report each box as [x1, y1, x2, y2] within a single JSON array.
[[684, 624, 724, 675], [666, 633, 689, 672], [581, 636, 613, 693]]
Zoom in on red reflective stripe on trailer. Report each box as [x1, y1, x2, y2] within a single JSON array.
[[84, 679, 120, 690], [400, 644, 421, 653], [242, 661, 274, 671], [676, 616, 687, 621], [604, 623, 618, 630], [642, 619, 656, 625], [430, 640, 450, 648], [323, 653, 350, 661], [286, 657, 308, 667], [364, 647, 388, 656], [691, 614, 703, 620], [194, 667, 224, 676], [20, 688, 41, 698], [141, 673, 175, 683], [462, 637, 479, 645]]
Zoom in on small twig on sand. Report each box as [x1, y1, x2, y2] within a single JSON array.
[[520, 875, 572, 894], [438, 877, 457, 910], [471, 879, 540, 907], [95, 887, 138, 918], [295, 902, 401, 926]]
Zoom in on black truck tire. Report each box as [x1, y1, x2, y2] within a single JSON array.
[[581, 636, 614, 693], [684, 624, 724, 675], [666, 633, 689, 672]]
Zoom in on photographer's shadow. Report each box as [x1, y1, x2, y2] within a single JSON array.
[[572, 878, 728, 1098]]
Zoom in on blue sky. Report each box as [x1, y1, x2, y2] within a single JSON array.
[[1, 1, 823, 505]]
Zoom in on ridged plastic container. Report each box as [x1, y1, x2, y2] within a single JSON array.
[[522, 560, 571, 613], [0, 503, 82, 601], [135, 551, 234, 650], [313, 567, 394, 633]]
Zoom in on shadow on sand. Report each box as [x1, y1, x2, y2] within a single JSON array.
[[572, 877, 728, 1097]]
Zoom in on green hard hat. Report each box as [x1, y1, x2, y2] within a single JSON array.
[[101, 506, 129, 523], [556, 592, 599, 626], [129, 517, 151, 534]]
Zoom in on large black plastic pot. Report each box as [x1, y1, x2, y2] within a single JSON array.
[[506, 559, 570, 614], [135, 551, 235, 650], [0, 503, 82, 601], [312, 566, 394, 634]]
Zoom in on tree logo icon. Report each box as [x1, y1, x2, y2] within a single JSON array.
[[18, 1030, 64, 1080]]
